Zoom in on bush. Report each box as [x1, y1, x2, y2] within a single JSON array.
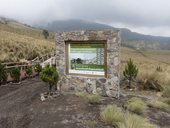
[[35, 63, 42, 75], [123, 58, 138, 88], [100, 105, 124, 126], [41, 66, 59, 92], [127, 97, 147, 115], [0, 63, 7, 85], [86, 94, 101, 104], [25, 67, 32, 78], [118, 112, 157, 128], [11, 67, 20, 83], [163, 83, 170, 98], [148, 100, 170, 112]]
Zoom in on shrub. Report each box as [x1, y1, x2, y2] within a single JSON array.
[[35, 63, 42, 75], [11, 67, 20, 83], [41, 66, 59, 92], [100, 105, 124, 126], [86, 94, 101, 104], [0, 63, 7, 85], [148, 100, 170, 112], [118, 112, 157, 128], [123, 58, 138, 88], [25, 67, 32, 78], [163, 83, 170, 98], [127, 97, 147, 115]]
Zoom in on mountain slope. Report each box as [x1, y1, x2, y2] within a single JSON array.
[[0, 17, 55, 62]]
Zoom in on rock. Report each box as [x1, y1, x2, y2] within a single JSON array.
[[40, 94, 45, 101]]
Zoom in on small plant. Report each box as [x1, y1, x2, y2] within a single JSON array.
[[86, 94, 101, 104], [148, 100, 170, 112], [35, 63, 42, 76], [127, 97, 147, 115], [25, 66, 33, 78], [0, 63, 7, 85], [83, 120, 96, 128], [11, 67, 21, 83], [123, 58, 138, 88], [100, 105, 124, 126], [118, 112, 157, 128], [41, 66, 59, 92], [156, 66, 163, 72]]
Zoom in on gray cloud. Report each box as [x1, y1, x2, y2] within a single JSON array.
[[0, 0, 170, 36]]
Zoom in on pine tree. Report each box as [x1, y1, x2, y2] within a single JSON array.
[[123, 58, 138, 88], [42, 29, 49, 39]]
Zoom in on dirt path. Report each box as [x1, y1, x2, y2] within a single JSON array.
[[0, 77, 109, 128]]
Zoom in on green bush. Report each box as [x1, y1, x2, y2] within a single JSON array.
[[148, 100, 170, 112], [163, 84, 170, 98], [25, 67, 32, 78], [35, 63, 42, 75], [41, 66, 59, 92], [118, 112, 157, 128], [123, 58, 138, 88], [127, 97, 147, 115], [0, 63, 7, 85], [100, 105, 124, 126], [86, 94, 101, 104], [11, 67, 20, 83]]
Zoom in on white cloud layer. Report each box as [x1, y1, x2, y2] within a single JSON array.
[[0, 0, 170, 36]]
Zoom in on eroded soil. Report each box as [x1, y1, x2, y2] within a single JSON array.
[[0, 77, 169, 128]]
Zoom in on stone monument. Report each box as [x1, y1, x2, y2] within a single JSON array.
[[56, 29, 121, 98]]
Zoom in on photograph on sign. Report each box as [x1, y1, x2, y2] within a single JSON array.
[[68, 43, 105, 76]]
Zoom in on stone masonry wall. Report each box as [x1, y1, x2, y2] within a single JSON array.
[[56, 29, 121, 98]]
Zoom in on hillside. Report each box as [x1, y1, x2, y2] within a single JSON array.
[[0, 17, 55, 62], [38, 19, 170, 50]]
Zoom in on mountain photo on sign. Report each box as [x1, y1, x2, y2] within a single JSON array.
[[68, 43, 106, 76]]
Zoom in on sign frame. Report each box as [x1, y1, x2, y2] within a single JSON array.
[[65, 40, 107, 77]]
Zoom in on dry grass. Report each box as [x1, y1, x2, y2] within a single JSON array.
[[118, 112, 157, 128], [127, 97, 147, 115], [100, 105, 124, 126], [148, 100, 170, 112], [121, 47, 170, 86], [0, 22, 55, 62]]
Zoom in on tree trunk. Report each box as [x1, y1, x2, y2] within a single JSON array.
[[49, 84, 52, 92]]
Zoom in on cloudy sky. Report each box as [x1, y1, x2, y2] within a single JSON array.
[[0, 0, 170, 36]]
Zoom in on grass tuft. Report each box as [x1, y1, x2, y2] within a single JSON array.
[[86, 94, 101, 104], [118, 112, 157, 128], [100, 105, 124, 126], [83, 120, 96, 128], [148, 100, 170, 112], [127, 97, 147, 115]]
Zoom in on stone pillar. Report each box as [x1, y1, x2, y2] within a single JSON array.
[[55, 29, 121, 98]]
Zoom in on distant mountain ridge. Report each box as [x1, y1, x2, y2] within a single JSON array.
[[39, 19, 170, 50]]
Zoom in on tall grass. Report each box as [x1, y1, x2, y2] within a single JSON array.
[[0, 23, 55, 62]]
